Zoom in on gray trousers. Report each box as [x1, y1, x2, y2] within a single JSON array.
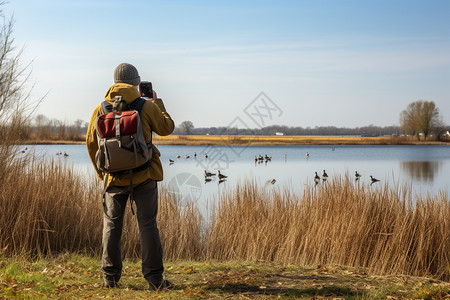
[[102, 178, 164, 285]]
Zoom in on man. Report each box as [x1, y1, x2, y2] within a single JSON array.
[[86, 63, 175, 290]]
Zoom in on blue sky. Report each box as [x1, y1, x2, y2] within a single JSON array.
[[4, 0, 450, 128]]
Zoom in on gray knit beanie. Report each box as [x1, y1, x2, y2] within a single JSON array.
[[114, 63, 141, 86]]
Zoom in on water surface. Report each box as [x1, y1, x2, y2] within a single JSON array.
[[24, 144, 450, 216]]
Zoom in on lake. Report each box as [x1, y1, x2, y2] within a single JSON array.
[[24, 144, 450, 217]]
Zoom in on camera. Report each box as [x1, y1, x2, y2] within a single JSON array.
[[139, 81, 153, 98]]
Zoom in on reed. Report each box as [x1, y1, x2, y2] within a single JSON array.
[[0, 145, 448, 279], [206, 177, 449, 279], [0, 148, 202, 261]]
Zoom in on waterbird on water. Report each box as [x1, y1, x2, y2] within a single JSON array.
[[204, 170, 216, 177], [306, 152, 310, 159], [314, 172, 320, 184], [218, 170, 228, 179], [322, 170, 328, 181], [355, 171, 362, 180], [370, 175, 380, 186]]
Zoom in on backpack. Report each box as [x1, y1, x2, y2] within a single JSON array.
[[95, 96, 152, 174]]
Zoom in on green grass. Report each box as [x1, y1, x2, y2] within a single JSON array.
[[1, 254, 448, 299]]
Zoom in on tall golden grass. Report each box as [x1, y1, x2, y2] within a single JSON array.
[[0, 146, 448, 280], [206, 178, 449, 279]]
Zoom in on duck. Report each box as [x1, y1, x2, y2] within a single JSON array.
[[322, 170, 328, 181], [204, 170, 216, 177], [204, 177, 212, 183], [314, 172, 320, 183], [268, 179, 276, 185], [218, 170, 228, 179], [184, 155, 190, 159], [355, 171, 362, 180], [176, 154, 181, 159], [63, 152, 69, 157], [306, 152, 310, 159], [204, 153, 208, 159], [370, 175, 380, 185], [218, 178, 227, 184]]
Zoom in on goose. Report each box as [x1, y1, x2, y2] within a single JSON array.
[[355, 171, 362, 180], [204, 177, 212, 183], [370, 175, 380, 185], [264, 154, 272, 161], [314, 172, 320, 183], [322, 170, 328, 181], [218, 170, 228, 179], [218, 178, 227, 184], [63, 152, 69, 157], [169, 159, 174, 164], [204, 170, 216, 177]]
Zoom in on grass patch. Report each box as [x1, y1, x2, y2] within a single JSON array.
[[0, 255, 448, 299]]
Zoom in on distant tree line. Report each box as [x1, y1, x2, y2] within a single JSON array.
[[173, 123, 403, 137], [11, 100, 449, 142], [174, 100, 449, 140], [15, 114, 88, 141]]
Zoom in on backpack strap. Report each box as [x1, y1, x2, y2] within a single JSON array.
[[101, 97, 146, 114], [129, 97, 146, 114]]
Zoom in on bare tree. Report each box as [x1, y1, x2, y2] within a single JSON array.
[[179, 120, 194, 135], [400, 100, 441, 140], [0, 2, 43, 143]]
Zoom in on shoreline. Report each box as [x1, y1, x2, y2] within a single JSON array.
[[20, 135, 450, 146]]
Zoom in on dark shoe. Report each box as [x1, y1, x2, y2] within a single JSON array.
[[104, 281, 119, 288], [149, 279, 174, 291]]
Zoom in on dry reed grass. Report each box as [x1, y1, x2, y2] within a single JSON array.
[[0, 147, 202, 261], [206, 177, 449, 280], [1, 146, 448, 279]]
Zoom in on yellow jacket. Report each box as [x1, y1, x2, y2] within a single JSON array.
[[86, 83, 174, 186]]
